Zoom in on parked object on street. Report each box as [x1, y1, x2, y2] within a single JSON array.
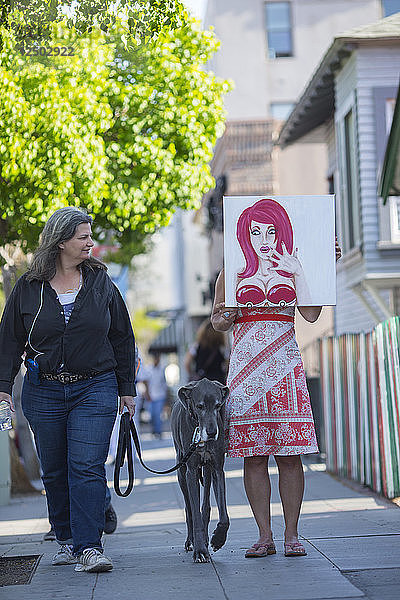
[[171, 378, 230, 563]]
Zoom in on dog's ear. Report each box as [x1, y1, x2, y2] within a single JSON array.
[[212, 381, 230, 404], [177, 382, 195, 409]]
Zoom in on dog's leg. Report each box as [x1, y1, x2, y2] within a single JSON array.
[[201, 465, 212, 548], [177, 464, 193, 552], [186, 467, 210, 563], [210, 466, 230, 552]]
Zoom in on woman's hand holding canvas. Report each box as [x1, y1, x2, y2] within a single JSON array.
[[269, 243, 311, 305]]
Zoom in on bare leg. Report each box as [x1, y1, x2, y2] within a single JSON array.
[[243, 455, 273, 544], [275, 455, 304, 543]]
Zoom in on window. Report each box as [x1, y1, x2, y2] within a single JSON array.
[[265, 2, 293, 59], [385, 98, 400, 241], [374, 86, 400, 245], [343, 108, 360, 250], [381, 0, 400, 17], [336, 96, 360, 253], [270, 102, 295, 120]]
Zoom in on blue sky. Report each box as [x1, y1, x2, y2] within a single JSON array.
[[183, 0, 207, 21]]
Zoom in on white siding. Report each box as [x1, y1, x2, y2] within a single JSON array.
[[334, 45, 400, 335], [335, 270, 378, 334]]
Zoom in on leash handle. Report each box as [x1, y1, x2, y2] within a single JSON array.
[[113, 413, 198, 497], [113, 413, 134, 497]]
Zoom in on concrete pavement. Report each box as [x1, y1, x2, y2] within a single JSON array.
[[1, 430, 399, 600]]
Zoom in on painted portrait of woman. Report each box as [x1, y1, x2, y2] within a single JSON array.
[[235, 198, 311, 307]]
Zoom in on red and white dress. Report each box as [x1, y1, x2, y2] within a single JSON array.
[[225, 306, 318, 457]]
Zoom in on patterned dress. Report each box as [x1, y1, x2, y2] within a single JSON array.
[[225, 306, 318, 457]]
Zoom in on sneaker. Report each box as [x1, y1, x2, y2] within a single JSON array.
[[52, 544, 78, 565], [43, 526, 56, 541], [75, 548, 113, 573], [104, 504, 117, 534]]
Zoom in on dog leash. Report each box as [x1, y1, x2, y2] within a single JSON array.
[[114, 412, 201, 497]]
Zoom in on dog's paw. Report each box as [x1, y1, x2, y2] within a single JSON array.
[[211, 523, 229, 551], [193, 547, 210, 563], [184, 538, 193, 552]]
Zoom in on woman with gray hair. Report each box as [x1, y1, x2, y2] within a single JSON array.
[[0, 207, 136, 573]]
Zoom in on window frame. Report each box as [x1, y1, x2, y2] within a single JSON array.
[[269, 101, 295, 120], [335, 92, 361, 254], [374, 86, 400, 245], [264, 1, 293, 60]]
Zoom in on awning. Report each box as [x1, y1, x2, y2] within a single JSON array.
[[148, 321, 180, 354], [379, 83, 400, 204]]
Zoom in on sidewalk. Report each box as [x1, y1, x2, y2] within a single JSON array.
[[1, 429, 399, 600]]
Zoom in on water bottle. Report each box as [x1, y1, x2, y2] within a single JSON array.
[[0, 400, 12, 431]]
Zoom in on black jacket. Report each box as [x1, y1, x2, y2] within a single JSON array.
[[0, 265, 136, 397]]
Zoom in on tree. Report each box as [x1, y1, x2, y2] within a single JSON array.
[[0, 23, 114, 252], [97, 17, 231, 258], [0, 17, 231, 260], [0, 0, 187, 47], [0, 16, 231, 487]]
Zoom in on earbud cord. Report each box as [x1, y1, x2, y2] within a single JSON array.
[[27, 281, 45, 362]]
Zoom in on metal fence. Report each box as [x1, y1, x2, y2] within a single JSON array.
[[320, 317, 400, 498]]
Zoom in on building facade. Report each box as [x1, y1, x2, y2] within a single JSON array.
[[279, 13, 400, 334], [202, 0, 397, 367]]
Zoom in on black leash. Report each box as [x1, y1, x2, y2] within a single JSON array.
[[113, 412, 200, 497]]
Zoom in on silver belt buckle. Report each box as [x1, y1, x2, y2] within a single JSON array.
[[59, 372, 70, 384]]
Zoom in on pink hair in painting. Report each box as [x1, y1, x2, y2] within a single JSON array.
[[236, 198, 294, 279]]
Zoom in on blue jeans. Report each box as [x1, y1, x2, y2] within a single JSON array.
[[151, 397, 166, 435], [22, 371, 118, 555]]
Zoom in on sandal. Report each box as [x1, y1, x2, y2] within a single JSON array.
[[284, 541, 307, 557], [245, 541, 276, 558]]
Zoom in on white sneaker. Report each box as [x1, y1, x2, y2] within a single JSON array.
[[52, 544, 78, 565], [75, 548, 113, 573]]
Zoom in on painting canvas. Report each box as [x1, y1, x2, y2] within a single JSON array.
[[224, 196, 336, 308]]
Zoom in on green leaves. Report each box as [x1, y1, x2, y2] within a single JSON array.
[[0, 0, 188, 48], [0, 15, 231, 261]]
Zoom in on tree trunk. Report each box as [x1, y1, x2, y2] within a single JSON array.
[[9, 435, 40, 495], [1, 264, 16, 299], [1, 264, 41, 490], [13, 371, 41, 481]]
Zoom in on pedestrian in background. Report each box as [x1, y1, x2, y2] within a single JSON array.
[[211, 240, 341, 559], [142, 352, 167, 439], [0, 207, 136, 573], [184, 318, 227, 384]]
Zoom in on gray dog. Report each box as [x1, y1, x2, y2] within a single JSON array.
[[171, 378, 230, 563]]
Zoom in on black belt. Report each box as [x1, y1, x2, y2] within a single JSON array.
[[41, 372, 95, 384]]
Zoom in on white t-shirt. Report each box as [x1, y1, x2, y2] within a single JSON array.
[[141, 363, 167, 402]]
